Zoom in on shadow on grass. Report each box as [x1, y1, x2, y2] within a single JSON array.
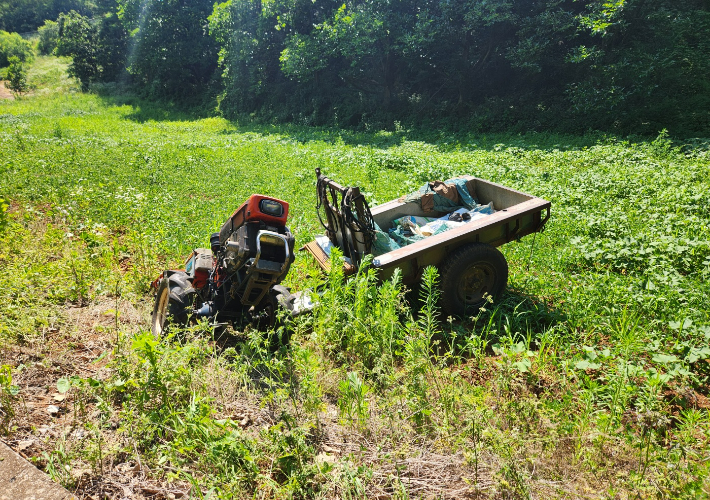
[[220, 118, 616, 152], [220, 119, 410, 149], [95, 88, 214, 123], [442, 288, 565, 352], [92, 88, 628, 152], [211, 323, 293, 354]]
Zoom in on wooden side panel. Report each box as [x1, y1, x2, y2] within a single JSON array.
[[302, 241, 357, 275]]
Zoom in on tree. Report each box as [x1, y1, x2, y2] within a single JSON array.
[[408, 0, 518, 107], [208, 0, 710, 134], [55, 9, 128, 89], [37, 19, 59, 55], [567, 0, 710, 134], [118, 0, 218, 100], [0, 30, 33, 67], [95, 12, 127, 83], [56, 11, 99, 89], [211, 0, 295, 115], [280, 0, 419, 110], [0, 0, 95, 33], [6, 56, 28, 94]]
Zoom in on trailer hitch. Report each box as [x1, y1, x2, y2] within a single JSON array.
[[315, 168, 376, 266]]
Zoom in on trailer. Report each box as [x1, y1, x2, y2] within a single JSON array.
[[303, 169, 551, 316], [150, 169, 551, 335]]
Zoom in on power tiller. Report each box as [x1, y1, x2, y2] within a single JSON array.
[[150, 195, 298, 336]]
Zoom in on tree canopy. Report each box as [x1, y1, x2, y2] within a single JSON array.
[[207, 0, 710, 135], [11, 0, 708, 135], [117, 0, 218, 99], [0, 0, 97, 33], [0, 30, 33, 68]]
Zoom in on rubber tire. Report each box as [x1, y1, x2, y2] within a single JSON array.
[[252, 285, 294, 330], [440, 243, 508, 317], [151, 272, 198, 337]]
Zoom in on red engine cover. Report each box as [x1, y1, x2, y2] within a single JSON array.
[[219, 194, 289, 243]]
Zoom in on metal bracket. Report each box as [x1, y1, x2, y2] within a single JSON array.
[[538, 206, 551, 232]]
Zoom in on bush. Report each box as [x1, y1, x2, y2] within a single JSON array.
[[0, 197, 8, 234], [6, 56, 28, 94], [0, 31, 33, 68], [37, 20, 59, 55]]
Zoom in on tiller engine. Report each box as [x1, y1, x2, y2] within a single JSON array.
[[151, 195, 295, 336]]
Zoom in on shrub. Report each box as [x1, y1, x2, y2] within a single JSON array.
[[6, 56, 28, 94], [0, 196, 8, 234], [37, 20, 59, 55], [0, 31, 33, 68]]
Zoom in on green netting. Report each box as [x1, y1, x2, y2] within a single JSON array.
[[372, 222, 401, 256]]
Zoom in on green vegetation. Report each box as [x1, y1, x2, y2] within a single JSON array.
[[6, 56, 28, 94], [24, 54, 80, 94], [36, 19, 59, 56], [0, 0, 97, 33], [0, 64, 709, 498], [118, 0, 217, 100], [209, 0, 710, 135], [7, 1, 706, 135], [55, 9, 127, 90], [0, 30, 33, 67]]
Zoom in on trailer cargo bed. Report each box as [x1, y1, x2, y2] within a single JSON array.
[[304, 171, 551, 315]]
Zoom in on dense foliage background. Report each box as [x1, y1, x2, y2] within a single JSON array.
[[2, 0, 708, 136], [0, 0, 97, 33], [1, 70, 709, 497]]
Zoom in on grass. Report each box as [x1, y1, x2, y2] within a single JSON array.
[[0, 57, 709, 498]]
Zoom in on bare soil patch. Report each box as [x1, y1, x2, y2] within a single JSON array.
[[0, 299, 187, 499], [0, 81, 14, 100]]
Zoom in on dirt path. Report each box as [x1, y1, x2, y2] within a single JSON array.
[[0, 81, 14, 100], [0, 299, 159, 499]]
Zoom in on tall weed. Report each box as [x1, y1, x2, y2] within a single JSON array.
[[313, 250, 407, 381]]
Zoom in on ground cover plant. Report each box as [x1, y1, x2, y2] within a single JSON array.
[[0, 61, 709, 499]]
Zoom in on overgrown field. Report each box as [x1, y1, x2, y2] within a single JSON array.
[[1, 68, 710, 499]]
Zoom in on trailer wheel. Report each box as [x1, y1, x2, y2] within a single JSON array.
[[151, 272, 198, 337], [440, 243, 508, 317]]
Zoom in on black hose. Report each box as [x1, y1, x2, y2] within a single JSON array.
[[315, 172, 376, 263]]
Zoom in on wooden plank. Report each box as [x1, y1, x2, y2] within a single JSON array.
[[302, 241, 357, 275]]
